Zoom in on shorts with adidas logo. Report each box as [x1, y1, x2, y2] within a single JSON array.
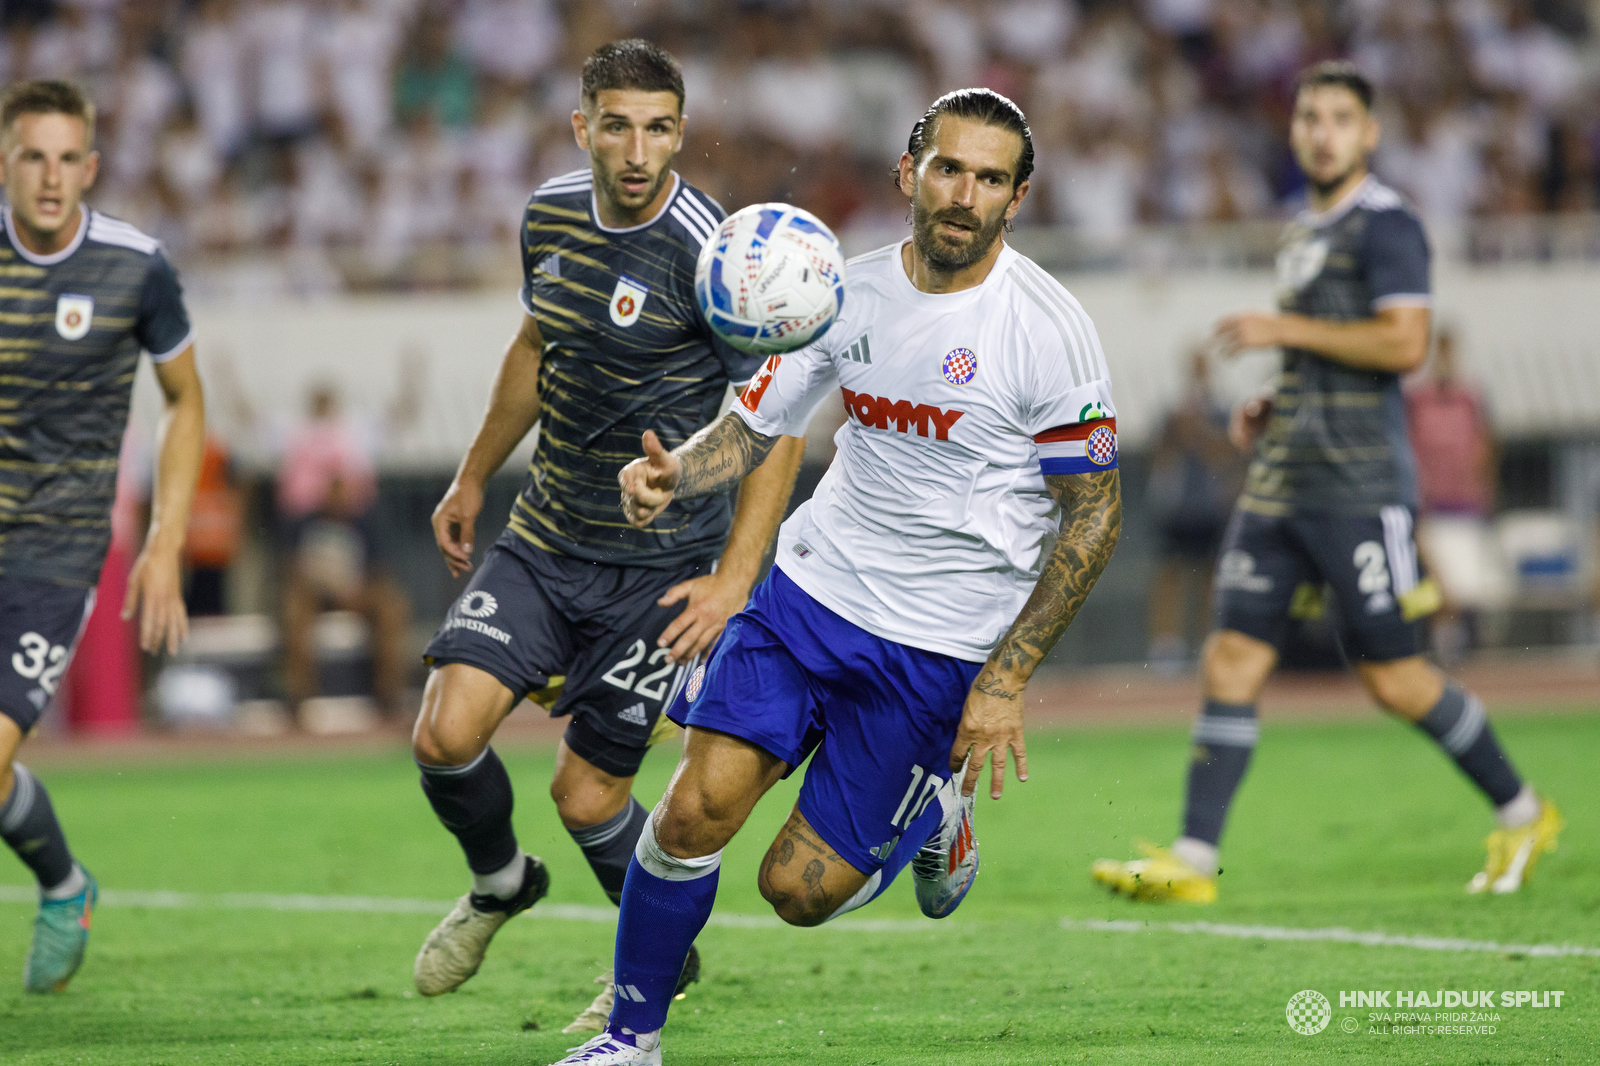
[[0, 577, 96, 735], [422, 531, 710, 776], [667, 565, 983, 879]]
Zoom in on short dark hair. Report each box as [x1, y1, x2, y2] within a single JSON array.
[[0, 79, 95, 146], [1294, 60, 1374, 112], [900, 88, 1034, 191], [580, 39, 685, 114]]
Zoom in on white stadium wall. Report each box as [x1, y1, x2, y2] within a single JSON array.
[[131, 262, 1600, 472]]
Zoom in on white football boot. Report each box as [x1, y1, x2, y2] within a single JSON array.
[[548, 1029, 662, 1065], [414, 856, 549, 996], [911, 765, 978, 918]]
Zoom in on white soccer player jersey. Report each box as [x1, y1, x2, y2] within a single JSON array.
[[734, 239, 1117, 661]]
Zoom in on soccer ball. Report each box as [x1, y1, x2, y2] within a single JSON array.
[[695, 203, 846, 355]]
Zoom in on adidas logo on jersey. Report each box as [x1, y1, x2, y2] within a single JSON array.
[[840, 387, 965, 441], [618, 702, 650, 727], [537, 252, 560, 278], [841, 334, 871, 364]]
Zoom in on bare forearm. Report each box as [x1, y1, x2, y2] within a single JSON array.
[[457, 327, 542, 486], [148, 388, 205, 556], [674, 413, 779, 501], [984, 469, 1122, 691], [1275, 310, 1429, 372], [716, 434, 805, 588]]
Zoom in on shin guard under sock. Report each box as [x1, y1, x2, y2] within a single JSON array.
[[0, 764, 75, 890], [1414, 685, 1523, 806], [609, 815, 720, 1035], [569, 796, 650, 906], [1181, 700, 1259, 848], [417, 747, 520, 875]]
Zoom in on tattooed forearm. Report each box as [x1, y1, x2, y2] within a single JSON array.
[[987, 469, 1122, 686], [674, 413, 780, 501]]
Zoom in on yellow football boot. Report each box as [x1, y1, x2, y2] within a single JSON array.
[[1468, 799, 1563, 895], [1091, 841, 1217, 903]]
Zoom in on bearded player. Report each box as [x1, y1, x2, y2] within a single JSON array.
[[552, 88, 1121, 1066], [1093, 62, 1561, 903], [409, 40, 804, 1029], [0, 80, 204, 992]]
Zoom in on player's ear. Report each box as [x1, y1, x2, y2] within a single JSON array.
[[1364, 113, 1381, 154], [1006, 177, 1029, 220], [82, 149, 99, 190], [571, 109, 591, 152], [897, 152, 915, 198]]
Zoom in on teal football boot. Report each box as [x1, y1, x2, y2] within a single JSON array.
[[24, 868, 97, 993]]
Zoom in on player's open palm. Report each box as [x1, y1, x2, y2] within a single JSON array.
[[432, 478, 483, 579], [951, 670, 1029, 800], [123, 547, 188, 655], [619, 430, 681, 528]]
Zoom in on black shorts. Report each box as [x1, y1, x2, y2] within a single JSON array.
[[0, 577, 96, 734], [1212, 506, 1437, 663], [423, 535, 710, 777]]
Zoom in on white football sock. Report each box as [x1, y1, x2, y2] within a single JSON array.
[[473, 851, 526, 899], [1495, 785, 1540, 830], [42, 863, 86, 901], [1172, 836, 1219, 878]]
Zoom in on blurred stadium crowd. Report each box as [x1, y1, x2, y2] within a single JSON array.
[[3, 0, 1600, 290]]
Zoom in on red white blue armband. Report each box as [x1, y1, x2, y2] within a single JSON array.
[[1035, 418, 1117, 475]]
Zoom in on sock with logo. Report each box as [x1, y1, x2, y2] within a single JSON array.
[[569, 796, 650, 905], [1413, 685, 1523, 807], [1180, 700, 1259, 855], [608, 814, 720, 1036], [0, 764, 76, 891], [417, 747, 521, 882]]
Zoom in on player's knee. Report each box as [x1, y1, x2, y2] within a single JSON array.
[[411, 710, 486, 767], [757, 867, 831, 928], [549, 773, 623, 829], [1202, 630, 1274, 693], [1360, 660, 1438, 718]]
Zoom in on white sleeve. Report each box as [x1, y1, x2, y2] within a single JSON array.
[[1021, 293, 1119, 474], [729, 344, 839, 438]]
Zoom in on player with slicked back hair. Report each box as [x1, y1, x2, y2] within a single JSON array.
[[1092, 61, 1562, 904], [408, 39, 806, 1031], [0, 79, 205, 993], [551, 87, 1122, 1066]]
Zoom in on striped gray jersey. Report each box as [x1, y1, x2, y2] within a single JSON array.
[[1243, 177, 1431, 517], [0, 208, 193, 587]]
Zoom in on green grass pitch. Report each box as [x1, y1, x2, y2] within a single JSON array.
[[2, 709, 1596, 1065]]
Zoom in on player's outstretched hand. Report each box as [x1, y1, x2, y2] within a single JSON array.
[[656, 570, 749, 664], [1229, 396, 1272, 451], [122, 546, 189, 655], [619, 430, 681, 528], [432, 478, 483, 579], [950, 669, 1029, 800], [1212, 310, 1282, 357]]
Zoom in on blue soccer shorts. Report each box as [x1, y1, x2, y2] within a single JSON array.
[[667, 565, 983, 877]]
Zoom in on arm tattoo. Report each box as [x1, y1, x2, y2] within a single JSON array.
[[675, 413, 780, 501], [986, 469, 1122, 686]]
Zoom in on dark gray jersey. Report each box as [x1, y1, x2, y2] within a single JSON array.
[[510, 170, 760, 569], [1241, 177, 1430, 517], [0, 209, 193, 587]]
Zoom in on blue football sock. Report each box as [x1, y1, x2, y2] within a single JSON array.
[[609, 817, 721, 1036]]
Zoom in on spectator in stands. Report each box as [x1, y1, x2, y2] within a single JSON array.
[[182, 433, 245, 617], [1145, 349, 1243, 671], [394, 3, 477, 130], [1406, 327, 1498, 661], [275, 371, 419, 721]]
